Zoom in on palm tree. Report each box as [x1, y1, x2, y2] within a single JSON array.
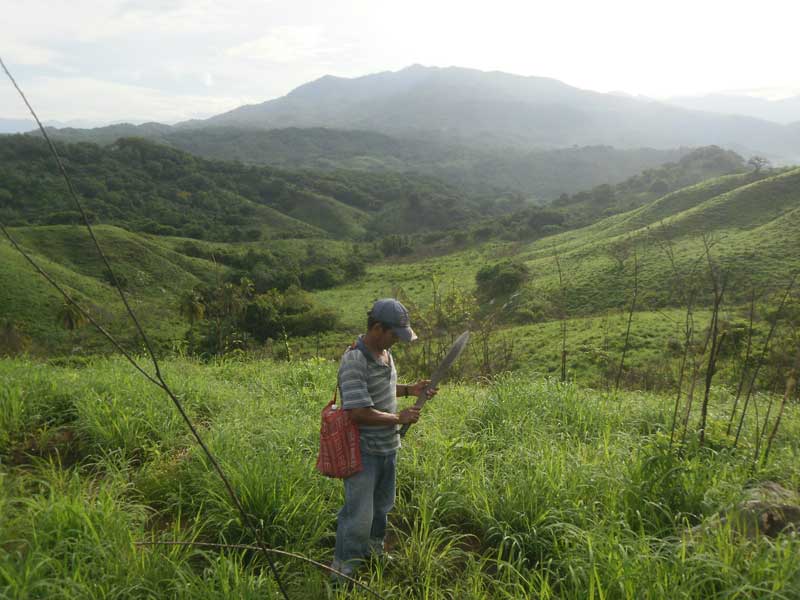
[[0, 320, 29, 355], [179, 290, 206, 325], [57, 301, 88, 331]]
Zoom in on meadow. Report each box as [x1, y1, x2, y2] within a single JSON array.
[[2, 355, 799, 599]]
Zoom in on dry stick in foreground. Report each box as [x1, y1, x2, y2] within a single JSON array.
[[553, 249, 568, 383], [680, 307, 716, 447], [761, 346, 800, 465], [654, 223, 701, 447], [755, 290, 799, 457], [754, 314, 800, 465], [698, 236, 727, 448], [678, 237, 723, 447], [726, 288, 756, 436], [671, 300, 695, 447], [615, 245, 639, 392], [733, 274, 797, 448], [697, 293, 726, 448]]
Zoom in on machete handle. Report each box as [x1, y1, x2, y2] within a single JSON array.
[[398, 387, 431, 437]]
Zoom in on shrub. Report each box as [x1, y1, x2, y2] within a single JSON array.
[[301, 266, 340, 290], [475, 260, 529, 299]]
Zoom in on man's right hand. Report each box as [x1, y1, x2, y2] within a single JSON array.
[[398, 407, 420, 425]]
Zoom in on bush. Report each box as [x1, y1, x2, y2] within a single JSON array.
[[301, 266, 341, 290], [380, 235, 413, 256], [475, 260, 529, 299], [284, 307, 338, 336], [650, 179, 670, 194], [243, 294, 283, 342]]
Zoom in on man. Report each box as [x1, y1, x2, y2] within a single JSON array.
[[331, 298, 437, 580]]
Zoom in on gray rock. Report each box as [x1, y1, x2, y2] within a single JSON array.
[[694, 481, 800, 538]]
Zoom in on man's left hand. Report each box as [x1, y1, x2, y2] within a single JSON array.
[[409, 379, 437, 399]]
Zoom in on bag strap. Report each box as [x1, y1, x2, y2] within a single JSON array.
[[332, 340, 362, 408]]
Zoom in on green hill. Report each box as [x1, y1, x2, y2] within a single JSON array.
[[157, 127, 695, 201], [0, 135, 513, 240], [0, 136, 323, 240], [0, 226, 223, 353], [0, 224, 379, 354], [511, 167, 800, 312], [41, 124, 695, 200], [455, 146, 748, 243], [657, 167, 800, 234], [315, 166, 800, 324]]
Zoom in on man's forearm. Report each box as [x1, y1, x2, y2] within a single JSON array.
[[350, 406, 420, 426], [350, 407, 399, 427]]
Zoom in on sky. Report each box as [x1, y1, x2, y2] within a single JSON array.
[[1, 0, 799, 125]]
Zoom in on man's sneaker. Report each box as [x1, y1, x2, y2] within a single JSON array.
[[368, 537, 385, 557], [329, 558, 356, 587]]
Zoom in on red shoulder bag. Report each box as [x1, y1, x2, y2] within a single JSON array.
[[315, 386, 362, 479]]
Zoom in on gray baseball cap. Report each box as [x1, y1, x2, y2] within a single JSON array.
[[370, 298, 418, 342]]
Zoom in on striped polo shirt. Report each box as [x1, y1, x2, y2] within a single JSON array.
[[338, 335, 399, 455]]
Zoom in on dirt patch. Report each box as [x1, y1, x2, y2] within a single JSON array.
[[6, 427, 84, 468]]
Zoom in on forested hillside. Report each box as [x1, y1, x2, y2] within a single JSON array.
[[453, 146, 748, 242], [0, 135, 508, 240], [39, 125, 692, 200], [2, 135, 745, 249]]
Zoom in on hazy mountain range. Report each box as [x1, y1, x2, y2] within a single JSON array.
[[667, 93, 800, 125], [0, 117, 125, 134], [7, 65, 800, 163], [0, 118, 35, 134], [184, 65, 800, 161]]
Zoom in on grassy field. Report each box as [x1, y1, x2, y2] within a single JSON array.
[[2, 356, 799, 598]]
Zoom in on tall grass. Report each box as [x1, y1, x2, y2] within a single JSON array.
[[2, 356, 800, 598]]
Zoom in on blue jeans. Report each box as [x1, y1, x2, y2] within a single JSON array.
[[332, 451, 397, 576]]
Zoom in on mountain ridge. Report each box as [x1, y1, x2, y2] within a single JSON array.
[[182, 65, 800, 160], [667, 92, 800, 125], [11, 65, 800, 161]]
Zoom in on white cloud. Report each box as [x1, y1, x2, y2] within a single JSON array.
[[2, 75, 255, 123], [2, 41, 61, 67], [226, 26, 329, 64], [721, 87, 800, 101], [2, 0, 799, 122]]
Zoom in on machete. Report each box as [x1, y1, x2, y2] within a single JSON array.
[[399, 330, 470, 437]]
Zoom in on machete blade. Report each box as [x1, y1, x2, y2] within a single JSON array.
[[400, 330, 470, 436]]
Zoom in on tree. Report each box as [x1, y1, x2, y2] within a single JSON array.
[[57, 301, 88, 331], [302, 266, 340, 290], [649, 179, 669, 195], [380, 235, 413, 256], [592, 184, 615, 205], [607, 239, 632, 272], [747, 156, 771, 175], [0, 320, 29, 356], [475, 260, 529, 300], [179, 290, 206, 324]]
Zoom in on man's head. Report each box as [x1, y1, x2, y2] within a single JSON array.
[[367, 298, 417, 343]]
